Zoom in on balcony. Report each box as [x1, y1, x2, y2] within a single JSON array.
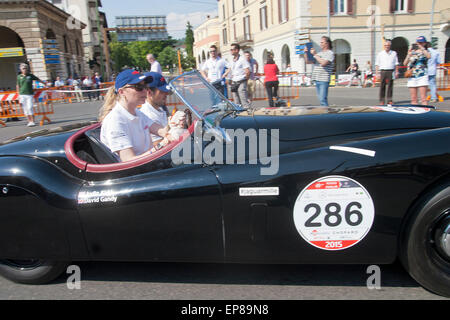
[[236, 34, 253, 47]]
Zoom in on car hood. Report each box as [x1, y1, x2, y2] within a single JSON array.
[[219, 106, 450, 141]]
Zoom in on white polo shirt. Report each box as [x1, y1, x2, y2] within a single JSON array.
[[230, 55, 250, 82], [140, 102, 168, 142], [201, 57, 228, 82], [150, 60, 163, 75], [375, 50, 399, 70], [100, 102, 154, 157]]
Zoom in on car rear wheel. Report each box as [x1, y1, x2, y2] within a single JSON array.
[[0, 259, 69, 284], [400, 184, 450, 297]]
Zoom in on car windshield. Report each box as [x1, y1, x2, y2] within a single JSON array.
[[169, 70, 239, 120]]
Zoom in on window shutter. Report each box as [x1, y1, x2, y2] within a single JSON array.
[[278, 0, 282, 23], [260, 8, 263, 30], [407, 0, 414, 13], [330, 0, 335, 15], [347, 0, 354, 15], [286, 0, 289, 21], [389, 0, 395, 13]]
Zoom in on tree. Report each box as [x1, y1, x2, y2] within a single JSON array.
[[158, 46, 178, 70], [185, 22, 194, 57], [109, 33, 131, 72]]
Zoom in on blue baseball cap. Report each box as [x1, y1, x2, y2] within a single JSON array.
[[416, 36, 427, 43], [144, 72, 172, 93], [114, 69, 149, 91]]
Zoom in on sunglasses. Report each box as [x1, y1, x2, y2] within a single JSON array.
[[123, 83, 147, 92]]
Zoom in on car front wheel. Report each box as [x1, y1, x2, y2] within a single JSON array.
[[0, 259, 69, 284], [400, 183, 450, 297]]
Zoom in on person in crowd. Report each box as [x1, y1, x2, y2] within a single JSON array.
[[82, 75, 93, 101], [66, 75, 74, 86], [229, 43, 251, 108], [375, 39, 399, 105], [363, 61, 374, 88], [146, 54, 163, 75], [99, 69, 174, 162], [427, 41, 442, 103], [200, 45, 229, 96], [264, 57, 280, 108], [244, 51, 259, 103], [72, 76, 83, 102], [54, 76, 65, 87], [305, 36, 334, 106], [346, 59, 362, 88], [93, 72, 103, 100], [16, 63, 46, 127], [404, 36, 431, 105]]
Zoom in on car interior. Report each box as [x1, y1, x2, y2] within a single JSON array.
[[66, 108, 194, 173]]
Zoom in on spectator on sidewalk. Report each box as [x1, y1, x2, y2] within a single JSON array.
[[305, 36, 334, 106], [229, 43, 251, 108], [404, 36, 431, 105], [346, 59, 362, 88], [427, 41, 442, 103], [54, 76, 65, 87], [363, 61, 374, 88], [16, 63, 45, 127], [375, 39, 399, 105], [200, 45, 229, 96], [146, 54, 163, 75], [264, 57, 280, 108], [244, 51, 259, 103]]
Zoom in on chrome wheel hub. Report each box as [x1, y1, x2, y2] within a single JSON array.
[[434, 214, 450, 261]]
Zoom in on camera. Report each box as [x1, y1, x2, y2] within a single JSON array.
[[412, 44, 418, 50]]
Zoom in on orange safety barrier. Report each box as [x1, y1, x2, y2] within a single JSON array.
[[0, 97, 54, 127]]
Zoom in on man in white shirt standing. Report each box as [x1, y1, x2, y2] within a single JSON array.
[[140, 72, 171, 145], [375, 39, 399, 105], [146, 54, 163, 75], [229, 43, 251, 108], [427, 43, 442, 103], [200, 45, 229, 95]]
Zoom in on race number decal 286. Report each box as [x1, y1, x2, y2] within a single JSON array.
[[293, 176, 375, 251]]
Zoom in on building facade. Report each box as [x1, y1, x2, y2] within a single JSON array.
[[211, 0, 450, 76], [0, 0, 86, 89], [217, 0, 299, 72], [46, 0, 111, 79], [193, 15, 220, 67]]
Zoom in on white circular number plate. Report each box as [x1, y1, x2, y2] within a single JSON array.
[[372, 106, 430, 114], [293, 176, 375, 251]]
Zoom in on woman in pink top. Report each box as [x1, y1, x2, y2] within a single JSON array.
[[264, 58, 280, 107]]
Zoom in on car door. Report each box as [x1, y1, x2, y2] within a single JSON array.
[[77, 163, 224, 262]]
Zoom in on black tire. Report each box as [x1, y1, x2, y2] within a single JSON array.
[[0, 260, 69, 285], [400, 183, 450, 297]]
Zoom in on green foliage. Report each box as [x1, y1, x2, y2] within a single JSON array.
[[109, 34, 177, 72], [185, 22, 194, 57], [158, 46, 178, 70]]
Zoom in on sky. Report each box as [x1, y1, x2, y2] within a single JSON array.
[[101, 0, 218, 40]]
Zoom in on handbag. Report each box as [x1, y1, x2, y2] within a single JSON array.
[[404, 68, 414, 78]]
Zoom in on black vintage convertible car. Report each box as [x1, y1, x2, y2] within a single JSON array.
[[0, 71, 449, 297]]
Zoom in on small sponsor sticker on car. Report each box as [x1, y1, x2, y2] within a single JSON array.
[[239, 187, 279, 197]]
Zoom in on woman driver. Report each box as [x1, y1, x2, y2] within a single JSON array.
[[99, 69, 173, 162]]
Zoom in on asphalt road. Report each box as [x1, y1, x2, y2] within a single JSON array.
[[0, 85, 449, 301]]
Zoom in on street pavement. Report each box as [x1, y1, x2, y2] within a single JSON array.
[[0, 86, 449, 301]]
